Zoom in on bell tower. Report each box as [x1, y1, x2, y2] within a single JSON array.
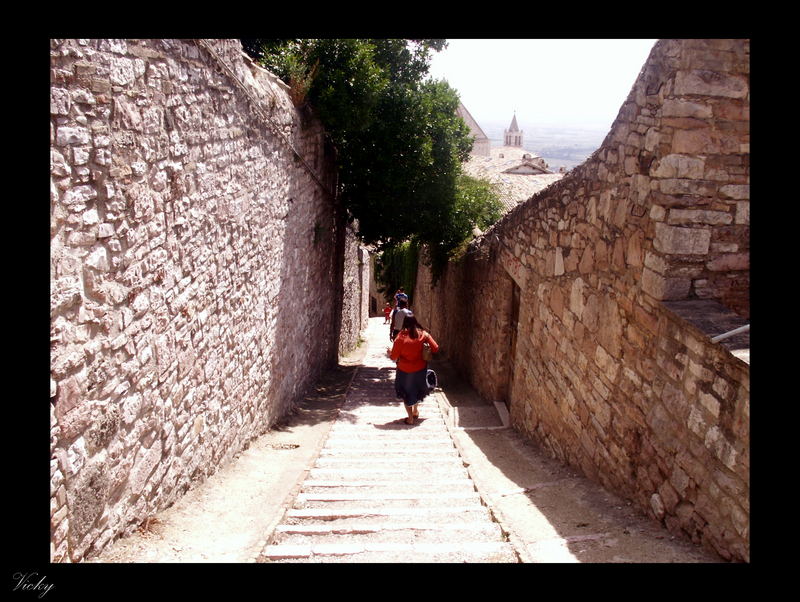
[[504, 113, 523, 147]]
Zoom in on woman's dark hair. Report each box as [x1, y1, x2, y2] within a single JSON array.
[[402, 314, 425, 339]]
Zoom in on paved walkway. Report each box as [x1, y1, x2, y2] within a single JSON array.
[[258, 317, 722, 563], [259, 319, 517, 562]]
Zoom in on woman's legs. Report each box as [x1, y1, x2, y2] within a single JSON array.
[[397, 369, 425, 424], [404, 403, 415, 424]]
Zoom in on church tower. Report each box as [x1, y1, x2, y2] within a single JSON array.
[[504, 113, 523, 147]]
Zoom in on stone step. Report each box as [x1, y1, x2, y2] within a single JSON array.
[[307, 467, 471, 481], [336, 402, 436, 407], [318, 448, 460, 458], [335, 405, 441, 412], [323, 436, 453, 444], [339, 399, 439, 405], [302, 478, 475, 490], [259, 541, 519, 563], [335, 407, 444, 420], [324, 433, 450, 443], [295, 490, 482, 508], [272, 521, 506, 546], [320, 436, 454, 446], [309, 462, 468, 472], [331, 420, 444, 426], [328, 425, 446, 433], [332, 418, 444, 424], [340, 399, 401, 405], [309, 466, 467, 479], [295, 485, 478, 494], [281, 512, 497, 534], [285, 506, 492, 521], [300, 486, 477, 497], [320, 443, 455, 451], [296, 491, 482, 504], [295, 495, 485, 510], [275, 521, 501, 535], [313, 456, 462, 466]]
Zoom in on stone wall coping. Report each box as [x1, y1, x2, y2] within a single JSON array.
[[661, 299, 749, 360]]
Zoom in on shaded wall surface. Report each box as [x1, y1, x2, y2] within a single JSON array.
[[50, 39, 367, 562], [415, 39, 749, 561]]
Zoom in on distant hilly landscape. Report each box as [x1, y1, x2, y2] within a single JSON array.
[[480, 121, 609, 172]]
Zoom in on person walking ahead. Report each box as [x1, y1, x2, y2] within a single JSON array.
[[390, 299, 413, 341], [390, 314, 439, 425]]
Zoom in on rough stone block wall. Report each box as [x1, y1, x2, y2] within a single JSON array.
[[414, 39, 749, 561], [417, 250, 515, 402], [339, 228, 371, 354], [50, 39, 367, 562]]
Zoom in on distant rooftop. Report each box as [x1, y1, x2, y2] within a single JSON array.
[[463, 145, 563, 212], [457, 102, 490, 156]]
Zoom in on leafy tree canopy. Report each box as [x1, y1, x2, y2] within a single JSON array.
[[374, 240, 419, 305], [243, 38, 501, 279]]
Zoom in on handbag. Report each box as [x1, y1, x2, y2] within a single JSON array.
[[426, 368, 437, 391]]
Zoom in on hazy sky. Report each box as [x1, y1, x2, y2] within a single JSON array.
[[427, 39, 658, 131]]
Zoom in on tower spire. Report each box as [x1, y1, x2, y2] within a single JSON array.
[[504, 112, 523, 147]]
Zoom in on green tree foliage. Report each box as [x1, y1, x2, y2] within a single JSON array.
[[374, 241, 419, 304], [424, 173, 503, 274], [246, 38, 501, 279]]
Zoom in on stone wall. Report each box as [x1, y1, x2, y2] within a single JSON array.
[[50, 39, 368, 562], [414, 39, 749, 561], [339, 228, 372, 353]]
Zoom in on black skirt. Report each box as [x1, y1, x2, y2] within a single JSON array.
[[394, 367, 429, 406]]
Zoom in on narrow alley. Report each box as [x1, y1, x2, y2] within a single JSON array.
[[258, 320, 517, 562], [91, 317, 722, 563], [51, 39, 749, 566]]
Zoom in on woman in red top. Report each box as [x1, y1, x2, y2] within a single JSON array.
[[390, 314, 439, 425]]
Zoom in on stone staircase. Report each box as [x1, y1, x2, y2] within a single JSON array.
[[258, 360, 519, 563]]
